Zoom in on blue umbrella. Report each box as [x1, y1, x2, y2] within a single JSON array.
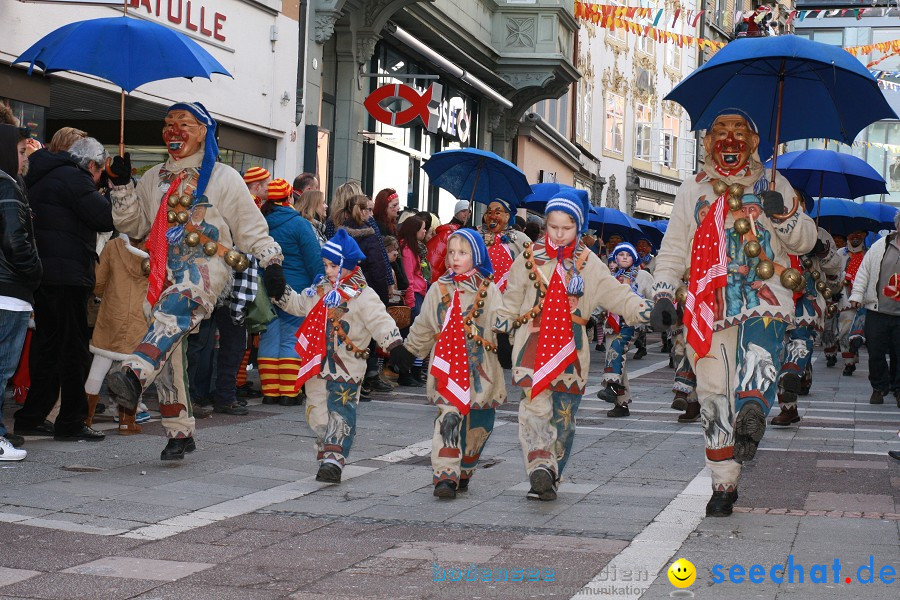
[[765, 149, 888, 200], [653, 220, 669, 234], [587, 207, 642, 241], [861, 202, 899, 230], [422, 148, 531, 207], [521, 182, 576, 212], [15, 16, 231, 154], [634, 218, 664, 247], [806, 198, 879, 237], [665, 35, 897, 198]]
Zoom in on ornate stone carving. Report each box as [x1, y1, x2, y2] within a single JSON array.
[[485, 103, 505, 133], [506, 17, 536, 48], [662, 100, 683, 118], [601, 67, 629, 97], [356, 32, 380, 66], [499, 71, 555, 90], [314, 12, 342, 44], [606, 174, 619, 209]]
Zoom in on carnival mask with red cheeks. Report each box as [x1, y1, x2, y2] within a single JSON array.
[[832, 235, 846, 249], [704, 114, 759, 172], [484, 201, 510, 231], [847, 231, 866, 249], [162, 109, 206, 161], [606, 235, 623, 254]]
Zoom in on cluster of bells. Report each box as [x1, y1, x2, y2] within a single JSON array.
[[512, 248, 546, 329]]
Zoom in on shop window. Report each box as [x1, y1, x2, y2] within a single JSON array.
[[604, 93, 625, 155], [871, 29, 900, 71], [1, 98, 45, 142], [607, 0, 625, 43], [576, 81, 593, 149], [666, 31, 682, 69], [661, 113, 679, 169], [634, 103, 652, 161]]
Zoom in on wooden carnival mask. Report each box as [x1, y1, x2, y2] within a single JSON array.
[[484, 201, 510, 232], [162, 109, 207, 161], [704, 114, 760, 172]]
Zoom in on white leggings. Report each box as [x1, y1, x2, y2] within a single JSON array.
[[84, 355, 115, 396]]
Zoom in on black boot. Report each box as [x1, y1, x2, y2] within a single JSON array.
[[316, 462, 342, 483], [826, 355, 837, 368], [457, 477, 469, 492], [705, 490, 738, 517], [607, 403, 630, 418], [398, 369, 425, 387], [526, 468, 557, 501], [671, 391, 688, 411], [160, 437, 196, 461], [433, 480, 457, 499], [733, 403, 765, 463], [842, 363, 856, 376], [107, 368, 142, 413], [633, 347, 647, 360], [365, 375, 393, 392]]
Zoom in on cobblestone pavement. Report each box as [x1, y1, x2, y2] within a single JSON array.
[[0, 336, 898, 599]]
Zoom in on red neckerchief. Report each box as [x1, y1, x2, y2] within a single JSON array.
[[546, 235, 577, 261], [452, 268, 477, 282], [532, 268, 577, 397], [845, 250, 864, 284], [685, 194, 728, 358], [430, 289, 471, 414], [713, 163, 749, 179]]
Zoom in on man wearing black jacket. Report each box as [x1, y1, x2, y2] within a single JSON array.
[[13, 137, 113, 441], [0, 124, 41, 459]]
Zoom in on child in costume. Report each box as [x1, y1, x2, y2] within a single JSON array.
[[599, 242, 654, 417], [494, 190, 653, 501], [272, 229, 403, 483], [394, 230, 506, 499]]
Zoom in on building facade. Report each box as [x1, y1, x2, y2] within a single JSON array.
[[1, 0, 301, 177]]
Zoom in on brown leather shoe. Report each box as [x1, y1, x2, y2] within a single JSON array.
[[771, 405, 801, 426], [117, 407, 142, 435], [677, 402, 701, 423]]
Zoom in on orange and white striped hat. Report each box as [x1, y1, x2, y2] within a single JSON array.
[[243, 166, 270, 184], [267, 178, 293, 201]]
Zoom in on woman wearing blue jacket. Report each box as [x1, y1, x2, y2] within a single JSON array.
[[259, 179, 324, 406]]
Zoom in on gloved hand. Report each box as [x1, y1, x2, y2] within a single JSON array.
[[263, 263, 287, 301], [389, 345, 415, 374], [760, 191, 785, 219], [496, 333, 513, 370], [831, 292, 843, 303], [107, 153, 132, 186], [811, 239, 826, 256], [649, 297, 678, 332]]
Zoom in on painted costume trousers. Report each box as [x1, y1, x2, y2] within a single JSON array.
[[822, 311, 838, 358], [518, 388, 582, 481], [123, 288, 208, 438], [777, 325, 814, 409], [688, 317, 788, 492], [431, 404, 496, 485], [258, 307, 304, 399], [304, 377, 359, 468], [837, 308, 866, 366], [602, 324, 634, 406], [672, 326, 698, 403]]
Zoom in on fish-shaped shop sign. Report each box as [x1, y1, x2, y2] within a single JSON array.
[[364, 83, 443, 133]]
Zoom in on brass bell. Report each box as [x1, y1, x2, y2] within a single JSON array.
[[675, 286, 688, 304], [484, 344, 493, 352], [479, 290, 488, 298], [235, 255, 250, 272], [733, 218, 751, 235], [477, 300, 485, 308], [473, 309, 482, 318], [810, 270, 821, 281], [184, 232, 201, 247], [179, 194, 193, 208], [802, 256, 814, 269], [140, 257, 151, 276], [823, 287, 833, 300], [476, 339, 483, 347], [815, 280, 827, 293], [712, 180, 728, 196], [525, 262, 533, 269], [167, 210, 177, 223], [224, 249, 242, 267], [729, 183, 745, 199], [756, 260, 775, 280], [465, 318, 473, 326], [744, 240, 761, 258], [780, 267, 803, 291], [528, 273, 537, 281], [167, 195, 179, 208], [523, 251, 531, 260], [203, 241, 218, 256], [175, 210, 190, 224], [533, 282, 540, 289], [826, 303, 838, 316], [727, 195, 743, 213], [467, 333, 475, 339]]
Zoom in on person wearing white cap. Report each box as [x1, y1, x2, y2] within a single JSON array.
[[425, 200, 472, 283]]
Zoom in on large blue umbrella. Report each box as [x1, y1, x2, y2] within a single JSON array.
[[666, 36, 896, 151], [15, 16, 231, 153], [861, 202, 899, 230], [588, 207, 642, 241], [422, 148, 531, 207], [765, 149, 888, 200], [521, 182, 576, 212], [806, 198, 879, 237], [634, 218, 664, 247]]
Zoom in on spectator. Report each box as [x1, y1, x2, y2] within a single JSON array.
[[47, 127, 87, 153], [325, 181, 363, 240], [426, 200, 470, 282], [296, 189, 328, 246], [292, 172, 319, 201], [0, 124, 41, 459], [398, 215, 429, 386], [259, 179, 324, 406], [243, 166, 271, 209], [849, 210, 900, 407], [374, 188, 400, 237], [14, 136, 113, 441]]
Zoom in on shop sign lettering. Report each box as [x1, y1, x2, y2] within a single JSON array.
[[127, 0, 227, 42]]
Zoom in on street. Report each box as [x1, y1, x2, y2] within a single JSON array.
[[0, 337, 898, 600]]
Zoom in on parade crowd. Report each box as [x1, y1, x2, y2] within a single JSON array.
[[1, 101, 898, 516]]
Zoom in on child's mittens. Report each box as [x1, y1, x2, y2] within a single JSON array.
[[495, 333, 513, 370], [390, 345, 416, 374]]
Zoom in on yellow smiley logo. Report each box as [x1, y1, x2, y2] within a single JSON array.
[[668, 558, 697, 588]]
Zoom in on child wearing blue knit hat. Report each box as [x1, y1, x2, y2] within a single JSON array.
[[493, 189, 654, 501]]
